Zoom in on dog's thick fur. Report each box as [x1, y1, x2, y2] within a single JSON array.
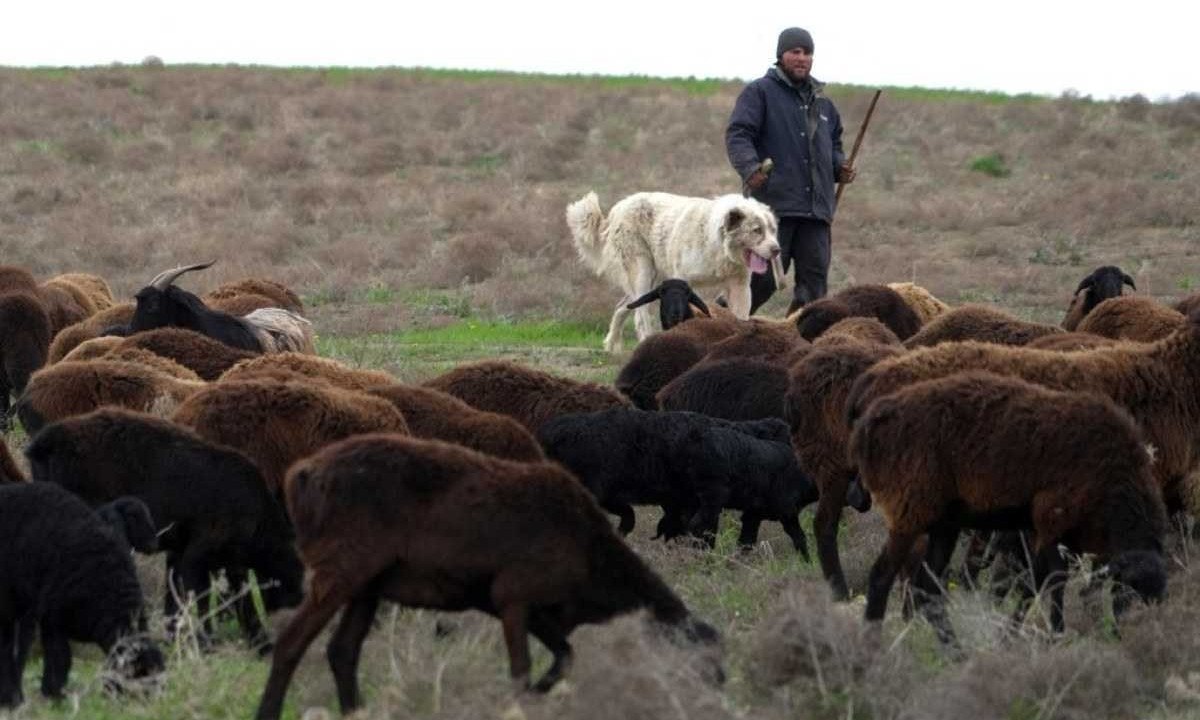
[[567, 191, 780, 352]]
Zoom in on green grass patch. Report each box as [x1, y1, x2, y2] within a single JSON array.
[[969, 152, 1012, 178]]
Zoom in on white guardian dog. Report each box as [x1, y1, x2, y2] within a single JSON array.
[[566, 191, 781, 352]]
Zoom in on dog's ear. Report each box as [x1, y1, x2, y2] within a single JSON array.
[[724, 208, 746, 231]]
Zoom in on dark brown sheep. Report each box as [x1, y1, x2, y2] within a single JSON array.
[[0, 266, 39, 296], [203, 277, 304, 314], [425, 360, 631, 432], [1061, 265, 1136, 330], [59, 336, 124, 362], [367, 384, 545, 462], [903, 304, 1064, 348], [886, 282, 950, 325], [46, 302, 135, 363], [0, 441, 24, 484], [1025, 332, 1122, 352], [1175, 291, 1200, 318], [794, 284, 922, 342], [219, 352, 396, 391], [0, 292, 52, 426], [1076, 295, 1186, 342], [614, 316, 743, 409], [811, 316, 903, 348], [114, 327, 258, 381], [206, 293, 281, 317], [700, 320, 807, 363], [103, 346, 204, 381], [254, 433, 720, 720], [847, 308, 1200, 515], [785, 339, 902, 600], [849, 371, 1168, 639], [16, 360, 205, 436], [172, 379, 410, 495]]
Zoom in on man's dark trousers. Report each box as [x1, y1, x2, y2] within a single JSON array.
[[749, 216, 831, 315]]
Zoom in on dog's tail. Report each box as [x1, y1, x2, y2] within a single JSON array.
[[565, 191, 606, 273]]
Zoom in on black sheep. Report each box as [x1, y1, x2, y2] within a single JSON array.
[[656, 357, 790, 422], [25, 408, 304, 647], [537, 408, 817, 556], [0, 482, 163, 707], [625, 278, 711, 332]]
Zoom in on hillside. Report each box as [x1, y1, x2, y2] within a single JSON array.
[[2, 65, 1197, 335]]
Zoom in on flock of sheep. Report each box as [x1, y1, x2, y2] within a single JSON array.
[[0, 258, 1198, 717]]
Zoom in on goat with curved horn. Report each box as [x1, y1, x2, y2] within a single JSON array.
[[149, 261, 216, 292]]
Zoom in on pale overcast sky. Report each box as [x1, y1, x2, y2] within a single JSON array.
[[4, 0, 1196, 100]]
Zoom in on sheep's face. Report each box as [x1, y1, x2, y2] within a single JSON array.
[[658, 282, 696, 331], [1077, 265, 1135, 313], [1108, 549, 1167, 616]]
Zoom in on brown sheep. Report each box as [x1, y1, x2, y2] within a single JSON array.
[[1061, 265, 1136, 330], [172, 379, 410, 495], [35, 280, 91, 336], [0, 440, 24, 484], [0, 292, 52, 426], [219, 352, 394, 391], [206, 293, 282, 317], [367, 384, 545, 462], [794, 284, 922, 342], [203, 277, 304, 315], [886, 282, 950, 325], [846, 309, 1200, 516], [254, 433, 720, 720], [59, 336, 124, 362], [47, 272, 115, 312], [812, 316, 903, 349], [785, 339, 902, 600], [0, 266, 39, 296], [1076, 295, 1186, 342], [1175, 291, 1200, 318], [700, 319, 807, 363], [16, 360, 205, 435], [903, 304, 1064, 348], [46, 302, 135, 363], [425, 360, 631, 432], [1025, 332, 1122, 352], [850, 371, 1168, 639], [614, 315, 743, 409], [103, 346, 204, 381], [114, 327, 258, 381]]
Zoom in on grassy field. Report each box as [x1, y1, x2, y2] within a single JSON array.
[[0, 64, 1199, 718]]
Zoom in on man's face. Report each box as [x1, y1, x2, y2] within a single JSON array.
[[780, 47, 813, 83]]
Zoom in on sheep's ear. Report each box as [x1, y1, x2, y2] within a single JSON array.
[[1121, 273, 1137, 290], [1074, 276, 1095, 296], [724, 208, 746, 231], [627, 287, 662, 310], [688, 290, 711, 317]]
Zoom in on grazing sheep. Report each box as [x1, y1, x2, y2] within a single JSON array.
[[425, 360, 631, 432], [220, 352, 395, 391], [114, 327, 258, 381], [47, 272, 115, 312], [94, 497, 159, 555], [367, 384, 545, 462], [1061, 265, 1136, 330], [785, 339, 902, 600], [614, 316, 743, 410], [0, 292, 52, 427], [1, 441, 25, 484], [657, 357, 790, 422], [625, 278, 711, 333], [1025, 332, 1122, 352], [59, 335, 124, 362], [17, 359, 205, 436], [1076, 295, 1186, 342], [0, 482, 164, 707], [25, 408, 304, 645], [812, 316, 903, 349], [846, 309, 1200, 515], [46, 302, 135, 363], [700, 320, 807, 363], [903, 304, 1064, 348], [254, 433, 721, 720], [538, 408, 818, 555], [203, 277, 304, 315], [794, 284, 921, 342], [172, 379, 410, 495], [34, 280, 90, 337], [849, 371, 1168, 639], [103, 346, 204, 381], [886, 282, 950, 325], [206, 292, 282, 317]]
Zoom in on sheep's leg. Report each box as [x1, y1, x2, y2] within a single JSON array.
[[498, 603, 532, 689], [779, 515, 811, 562], [1032, 545, 1069, 634], [656, 504, 691, 541], [865, 530, 921, 624], [255, 584, 354, 720], [528, 613, 573, 693], [911, 523, 961, 646], [326, 590, 381, 714], [737, 512, 763, 547], [227, 567, 270, 652], [609, 502, 636, 535], [814, 491, 849, 600], [39, 622, 71, 699], [0, 614, 21, 707], [687, 505, 723, 549]]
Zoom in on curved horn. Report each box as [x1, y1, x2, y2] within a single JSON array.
[[149, 261, 216, 291], [688, 290, 711, 317], [626, 287, 663, 310], [1121, 273, 1137, 290], [1073, 275, 1095, 296]]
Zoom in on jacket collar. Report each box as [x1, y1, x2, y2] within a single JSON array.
[[768, 66, 824, 96]]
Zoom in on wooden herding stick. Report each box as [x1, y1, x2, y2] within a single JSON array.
[[835, 89, 882, 205]]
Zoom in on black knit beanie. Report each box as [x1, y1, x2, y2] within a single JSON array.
[[776, 27, 814, 57]]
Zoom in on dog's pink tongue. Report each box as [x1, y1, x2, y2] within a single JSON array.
[[745, 251, 769, 275]]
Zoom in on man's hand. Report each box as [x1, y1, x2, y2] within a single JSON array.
[[745, 169, 768, 192], [839, 163, 857, 184]]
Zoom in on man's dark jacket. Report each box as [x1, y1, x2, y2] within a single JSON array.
[[726, 68, 846, 223]]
